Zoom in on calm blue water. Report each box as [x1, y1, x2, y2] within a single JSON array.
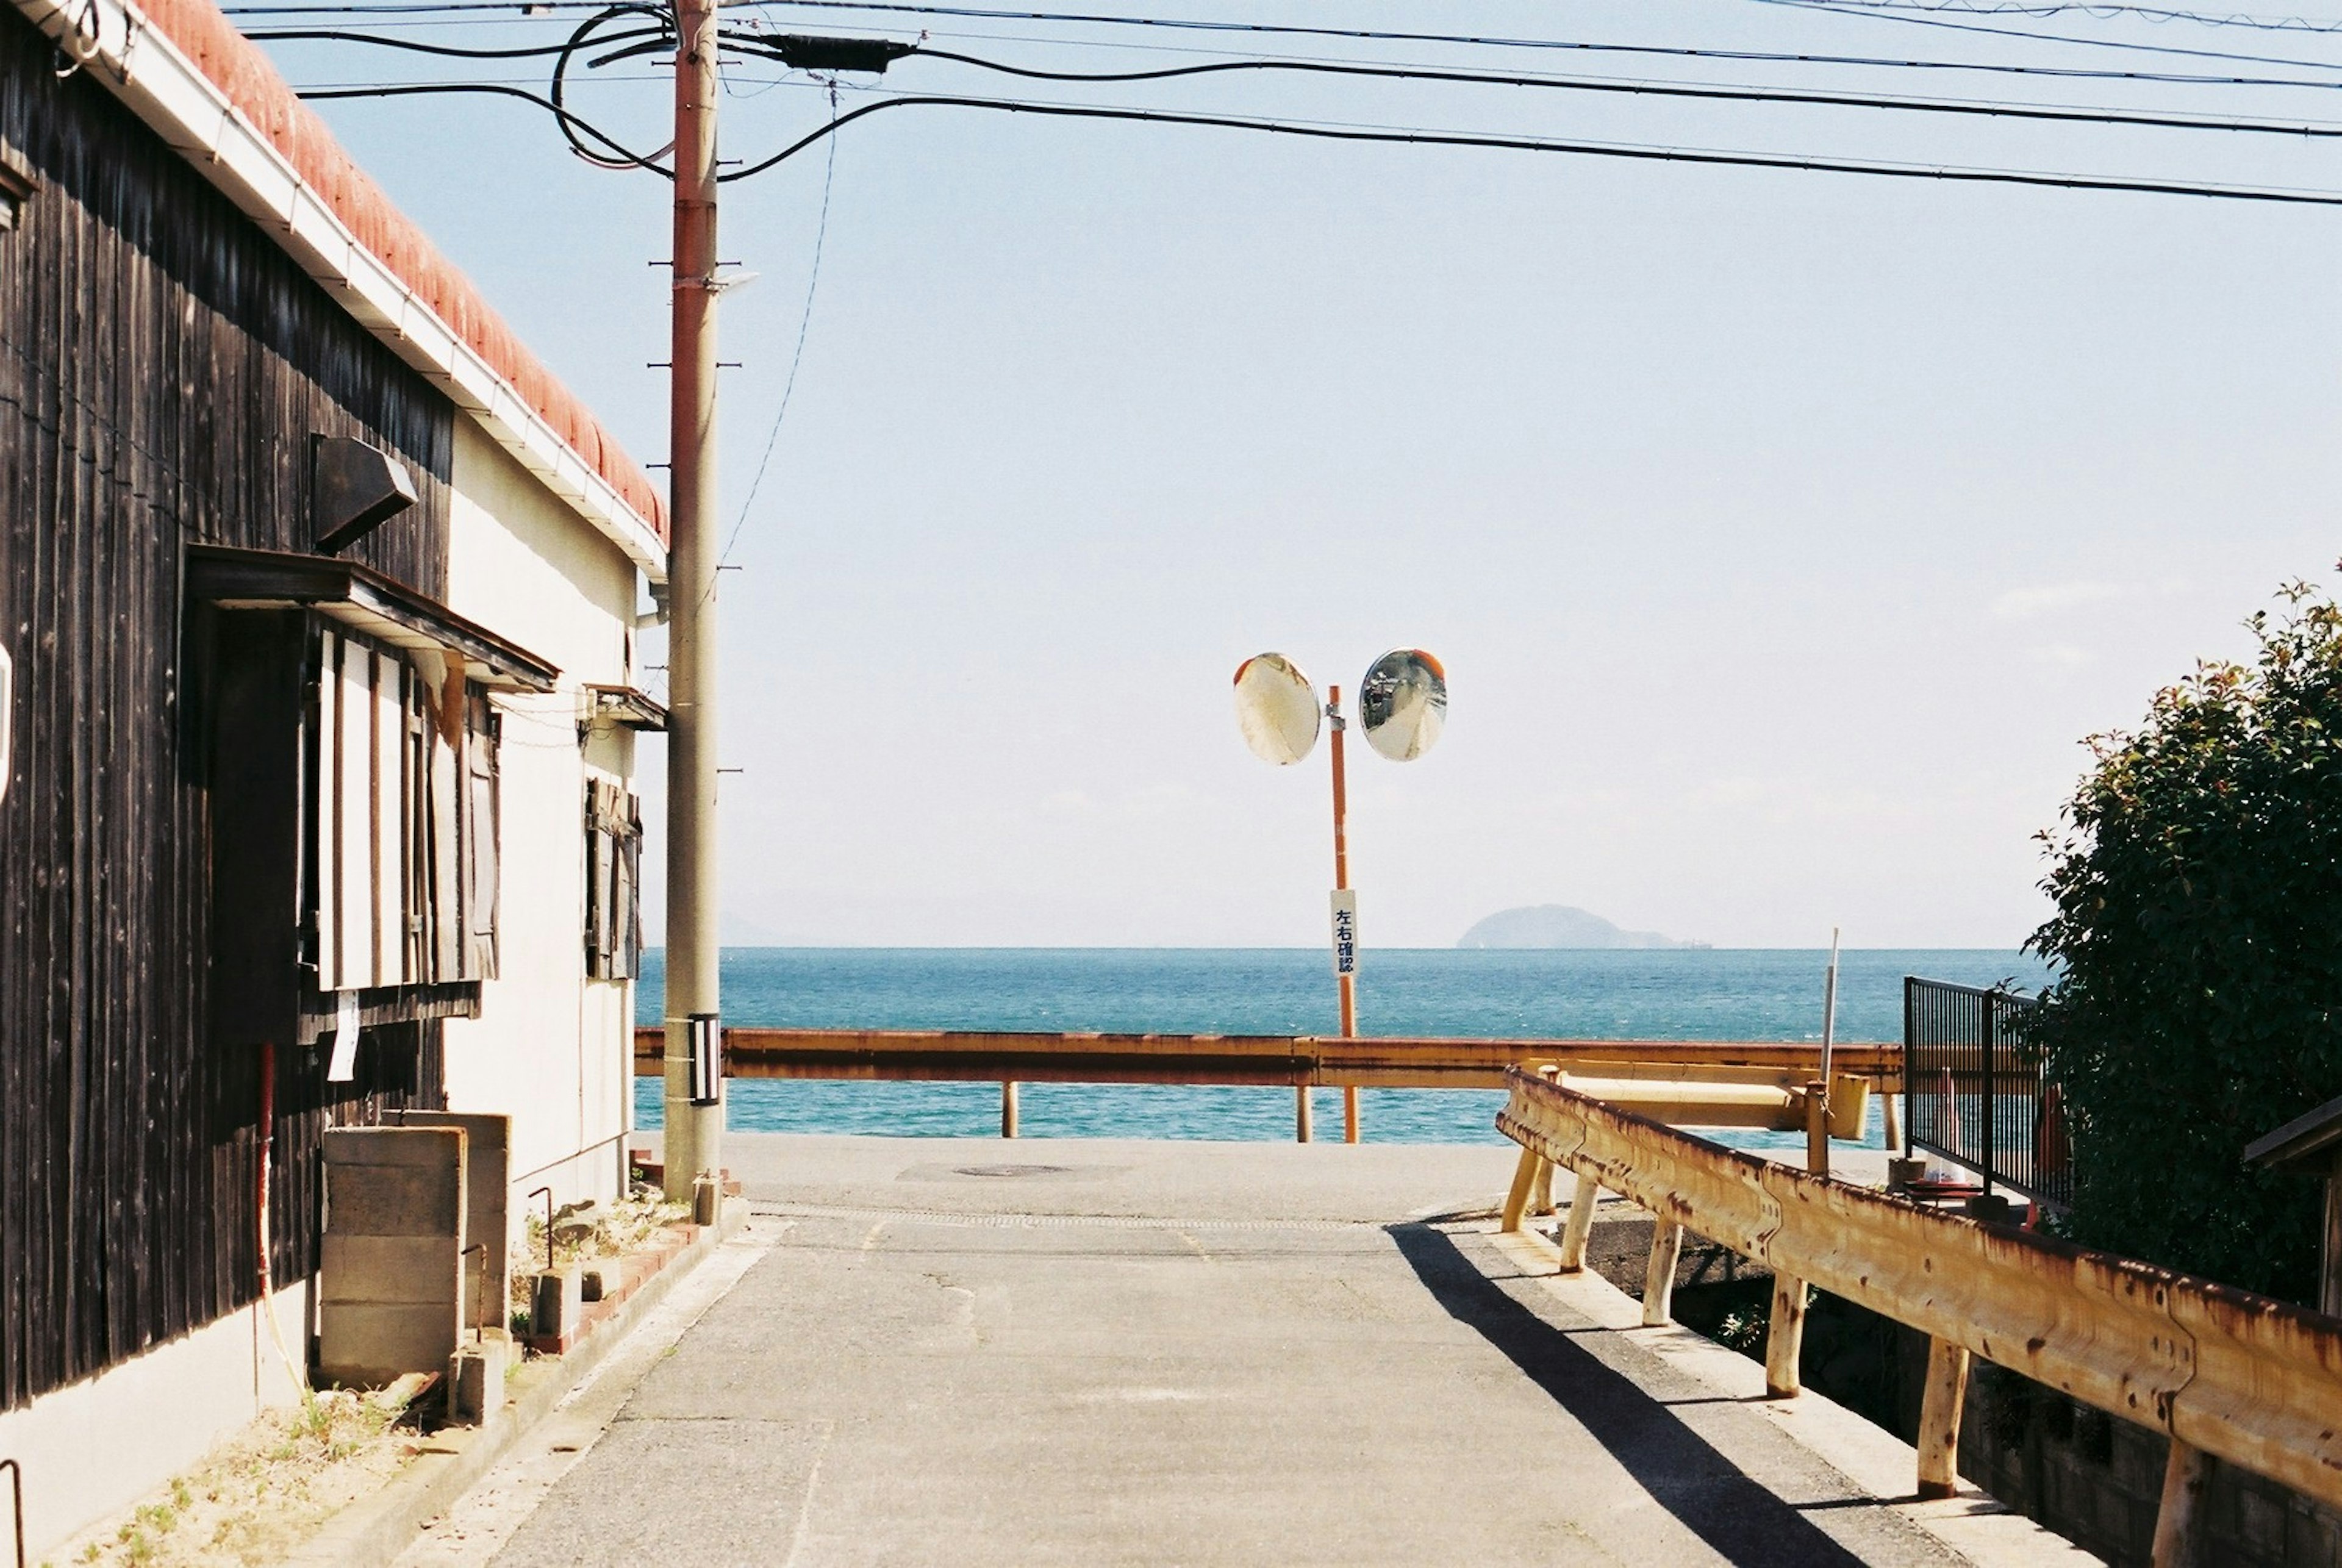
[[634, 948, 2046, 1147]]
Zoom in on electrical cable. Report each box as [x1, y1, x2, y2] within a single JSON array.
[[720, 88, 839, 574], [1754, 0, 2342, 30], [553, 5, 678, 168], [301, 78, 673, 167], [247, 21, 662, 54], [825, 40, 2342, 137], [729, 0, 2342, 79], [707, 91, 2342, 199], [1759, 0, 2342, 69], [286, 21, 2342, 144], [285, 9, 2342, 204], [231, 0, 2342, 91]]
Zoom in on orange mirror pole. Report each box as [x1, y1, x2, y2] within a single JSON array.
[[1331, 684, 1359, 1144]]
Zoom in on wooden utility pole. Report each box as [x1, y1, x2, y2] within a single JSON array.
[[661, 0, 724, 1208]]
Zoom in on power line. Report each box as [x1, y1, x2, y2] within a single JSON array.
[[301, 77, 664, 164], [880, 43, 2342, 137], [1760, 0, 2342, 31], [1760, 0, 2342, 68], [722, 93, 840, 570], [248, 22, 662, 55], [278, 22, 2342, 139], [235, 0, 2342, 89], [737, 0, 2342, 76], [300, 74, 2342, 202]]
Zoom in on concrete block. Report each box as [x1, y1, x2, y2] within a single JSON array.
[[321, 1236, 462, 1306], [387, 1111, 512, 1333], [320, 1304, 460, 1387], [532, 1267, 582, 1340], [449, 1336, 508, 1425], [579, 1262, 622, 1303], [328, 1164, 464, 1236], [321, 1127, 465, 1385], [325, 1126, 467, 1167]]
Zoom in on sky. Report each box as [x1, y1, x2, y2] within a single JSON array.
[[262, 0, 2342, 949]]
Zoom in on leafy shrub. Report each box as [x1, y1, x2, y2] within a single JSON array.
[[2030, 579, 2342, 1303]]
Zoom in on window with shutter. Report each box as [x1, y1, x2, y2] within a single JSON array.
[[584, 779, 642, 981], [308, 626, 501, 990]]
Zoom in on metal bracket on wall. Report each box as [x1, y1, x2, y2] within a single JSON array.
[[2, 1456, 25, 1568]]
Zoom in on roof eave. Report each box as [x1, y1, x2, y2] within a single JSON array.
[[13, 0, 670, 584]]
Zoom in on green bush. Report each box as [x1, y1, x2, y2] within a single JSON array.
[[2029, 579, 2342, 1303]]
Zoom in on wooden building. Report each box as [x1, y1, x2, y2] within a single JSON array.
[[0, 0, 667, 1549]]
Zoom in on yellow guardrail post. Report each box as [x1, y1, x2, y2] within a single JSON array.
[[1556, 1169, 1600, 1272], [1764, 1276, 1807, 1398], [1642, 1220, 1684, 1327], [1500, 1148, 1545, 1234], [1916, 1336, 1971, 1499], [2151, 1441, 2212, 1568]]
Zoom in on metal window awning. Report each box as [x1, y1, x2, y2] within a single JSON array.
[[584, 683, 668, 732], [188, 545, 560, 693]]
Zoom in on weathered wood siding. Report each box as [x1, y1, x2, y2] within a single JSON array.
[[0, 10, 454, 1409]]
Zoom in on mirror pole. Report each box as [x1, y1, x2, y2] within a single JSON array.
[[1331, 686, 1359, 1144]]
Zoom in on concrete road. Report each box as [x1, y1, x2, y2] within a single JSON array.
[[479, 1136, 1969, 1567]]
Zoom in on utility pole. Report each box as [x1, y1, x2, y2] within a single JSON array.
[[662, 0, 723, 1208]]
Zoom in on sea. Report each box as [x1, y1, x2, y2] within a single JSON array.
[[632, 948, 2048, 1149]]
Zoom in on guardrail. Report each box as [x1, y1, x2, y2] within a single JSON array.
[[1495, 1066, 2342, 1560], [629, 1027, 1905, 1142]]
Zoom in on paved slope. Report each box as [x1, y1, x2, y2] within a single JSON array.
[[480, 1136, 1964, 1567]]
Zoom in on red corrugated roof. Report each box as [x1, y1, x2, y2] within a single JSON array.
[[140, 0, 668, 544]]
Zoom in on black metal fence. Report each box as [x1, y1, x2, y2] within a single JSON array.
[[1903, 977, 2071, 1210]]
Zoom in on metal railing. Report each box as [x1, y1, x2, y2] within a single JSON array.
[[1903, 978, 2069, 1209], [629, 1027, 1907, 1143], [630, 1026, 1904, 1090]]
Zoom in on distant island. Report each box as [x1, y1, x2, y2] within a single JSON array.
[[1457, 905, 1708, 950]]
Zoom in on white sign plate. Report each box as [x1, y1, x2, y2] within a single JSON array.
[[326, 991, 361, 1083], [1330, 889, 1359, 976]]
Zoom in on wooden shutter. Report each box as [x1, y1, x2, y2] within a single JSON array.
[[583, 781, 642, 982], [460, 696, 500, 981]]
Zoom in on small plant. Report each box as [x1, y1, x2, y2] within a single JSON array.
[[1711, 1308, 1767, 1356]]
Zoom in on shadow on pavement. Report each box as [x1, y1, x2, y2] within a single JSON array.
[[1388, 1222, 1872, 1568]]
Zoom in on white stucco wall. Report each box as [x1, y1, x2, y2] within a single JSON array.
[[0, 1282, 313, 1559], [441, 418, 648, 1209]]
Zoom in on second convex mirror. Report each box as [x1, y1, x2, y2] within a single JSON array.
[[1359, 648, 1447, 762], [1233, 652, 1322, 765]]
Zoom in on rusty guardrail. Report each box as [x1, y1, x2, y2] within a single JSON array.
[[630, 1028, 1906, 1142], [630, 1026, 1902, 1090], [1495, 1066, 2342, 1560]]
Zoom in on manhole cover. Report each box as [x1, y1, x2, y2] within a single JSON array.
[[953, 1163, 1078, 1178]]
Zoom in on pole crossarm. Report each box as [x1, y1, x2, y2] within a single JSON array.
[[1494, 1067, 2342, 1516]]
